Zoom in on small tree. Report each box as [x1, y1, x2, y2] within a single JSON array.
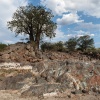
[[7, 4, 57, 50], [65, 37, 77, 52], [77, 35, 94, 51]]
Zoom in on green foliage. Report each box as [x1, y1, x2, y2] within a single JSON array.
[[54, 41, 64, 52], [65, 37, 77, 52], [7, 4, 57, 49], [83, 47, 100, 59], [64, 35, 94, 52], [41, 41, 66, 52], [0, 43, 7, 51], [77, 35, 94, 51], [41, 42, 54, 51], [85, 48, 100, 56], [41, 35, 95, 53]]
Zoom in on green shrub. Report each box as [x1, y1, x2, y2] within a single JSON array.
[[0, 43, 7, 51], [41, 41, 66, 52], [84, 47, 100, 59], [54, 41, 64, 52], [41, 42, 54, 51]]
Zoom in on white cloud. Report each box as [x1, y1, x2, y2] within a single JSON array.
[[57, 13, 83, 25], [41, 0, 100, 18], [0, 0, 27, 25], [41, 0, 66, 15], [67, 30, 95, 38], [75, 30, 95, 37], [0, 0, 28, 44], [75, 22, 100, 31]]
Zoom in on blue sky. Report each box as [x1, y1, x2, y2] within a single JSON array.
[[0, 0, 100, 47]]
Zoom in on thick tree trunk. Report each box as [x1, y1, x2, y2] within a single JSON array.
[[29, 32, 36, 50], [35, 33, 40, 50], [29, 32, 34, 42]]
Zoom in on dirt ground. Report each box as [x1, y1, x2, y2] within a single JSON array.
[[0, 90, 99, 100]]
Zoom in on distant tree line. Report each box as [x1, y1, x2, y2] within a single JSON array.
[[41, 35, 94, 52]]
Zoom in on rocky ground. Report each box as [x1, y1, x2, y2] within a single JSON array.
[[0, 43, 100, 100], [0, 90, 100, 100]]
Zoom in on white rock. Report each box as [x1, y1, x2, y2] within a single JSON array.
[[43, 92, 58, 97], [0, 62, 32, 70]]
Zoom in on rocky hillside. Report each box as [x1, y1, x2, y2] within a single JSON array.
[[0, 43, 100, 100]]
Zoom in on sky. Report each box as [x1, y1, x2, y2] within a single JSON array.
[[0, 0, 100, 47]]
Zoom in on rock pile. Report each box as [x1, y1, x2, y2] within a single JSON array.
[[0, 43, 43, 64]]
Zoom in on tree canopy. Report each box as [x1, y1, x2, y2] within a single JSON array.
[[7, 4, 57, 49], [77, 35, 94, 51], [65, 37, 77, 52], [64, 35, 94, 52]]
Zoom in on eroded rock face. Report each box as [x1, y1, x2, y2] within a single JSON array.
[[0, 71, 33, 90], [21, 83, 61, 97]]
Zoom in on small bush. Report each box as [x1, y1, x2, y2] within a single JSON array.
[[84, 48, 100, 59], [0, 43, 7, 51], [41, 41, 66, 52], [41, 42, 54, 51], [54, 41, 65, 52]]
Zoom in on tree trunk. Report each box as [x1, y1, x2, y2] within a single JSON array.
[[35, 33, 40, 50], [29, 32, 34, 42], [29, 32, 36, 50]]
